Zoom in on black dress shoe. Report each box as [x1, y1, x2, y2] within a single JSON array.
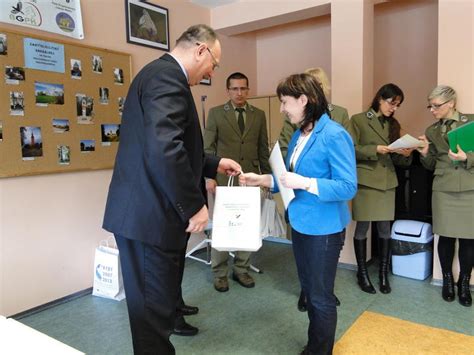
[[172, 321, 198, 336], [297, 290, 307, 312], [178, 304, 199, 316]]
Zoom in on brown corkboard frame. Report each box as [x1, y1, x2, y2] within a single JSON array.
[[0, 27, 131, 178]]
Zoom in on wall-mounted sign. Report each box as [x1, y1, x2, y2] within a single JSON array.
[[24, 38, 65, 73], [0, 0, 84, 39]]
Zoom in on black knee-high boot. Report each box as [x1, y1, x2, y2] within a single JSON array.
[[379, 238, 391, 294], [354, 239, 376, 294], [458, 273, 472, 307]]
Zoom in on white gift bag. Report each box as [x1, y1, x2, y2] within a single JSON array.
[[92, 236, 126, 301], [211, 176, 262, 252]]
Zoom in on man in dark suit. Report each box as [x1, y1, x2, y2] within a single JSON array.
[[103, 24, 241, 355]]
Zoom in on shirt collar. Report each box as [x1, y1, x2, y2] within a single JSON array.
[[232, 102, 247, 111], [445, 110, 460, 122], [167, 53, 188, 81]]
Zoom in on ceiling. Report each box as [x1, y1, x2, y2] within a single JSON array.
[[190, 0, 239, 9]]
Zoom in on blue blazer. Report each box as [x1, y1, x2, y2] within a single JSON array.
[[282, 113, 357, 236]]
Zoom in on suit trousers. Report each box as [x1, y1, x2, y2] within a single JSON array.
[[116, 234, 184, 355], [211, 248, 252, 278], [292, 229, 345, 355]]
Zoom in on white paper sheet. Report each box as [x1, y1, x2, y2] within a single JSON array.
[[269, 142, 295, 209], [388, 134, 424, 150]]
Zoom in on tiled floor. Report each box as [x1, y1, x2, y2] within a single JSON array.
[[18, 241, 473, 354]]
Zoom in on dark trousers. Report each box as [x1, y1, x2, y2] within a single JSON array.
[[174, 240, 189, 328], [292, 229, 345, 355], [116, 235, 184, 355]]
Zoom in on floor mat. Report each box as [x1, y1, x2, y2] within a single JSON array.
[[334, 311, 474, 354]]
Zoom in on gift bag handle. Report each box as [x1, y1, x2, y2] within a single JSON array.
[[227, 171, 246, 187], [100, 235, 118, 249]]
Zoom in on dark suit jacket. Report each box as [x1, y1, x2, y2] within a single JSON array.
[[103, 54, 220, 250]]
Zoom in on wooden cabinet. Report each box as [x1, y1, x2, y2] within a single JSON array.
[[247, 95, 285, 149]]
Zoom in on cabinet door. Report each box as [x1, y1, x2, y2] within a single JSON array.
[[247, 97, 271, 135], [269, 96, 285, 148]]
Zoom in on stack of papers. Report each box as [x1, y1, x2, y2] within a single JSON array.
[[388, 134, 424, 150], [269, 142, 295, 209]]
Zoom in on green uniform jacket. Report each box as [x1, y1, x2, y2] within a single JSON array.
[[348, 110, 411, 191], [204, 101, 271, 186], [278, 104, 350, 158], [420, 113, 474, 192]]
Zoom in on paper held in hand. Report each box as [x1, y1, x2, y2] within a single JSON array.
[[269, 142, 295, 209], [388, 134, 425, 150]]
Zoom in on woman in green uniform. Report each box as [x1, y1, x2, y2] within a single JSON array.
[[418, 85, 473, 307], [349, 83, 412, 295]]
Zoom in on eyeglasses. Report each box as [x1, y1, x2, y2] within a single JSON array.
[[426, 100, 449, 110], [384, 99, 401, 108], [228, 87, 249, 93], [196, 42, 219, 70]]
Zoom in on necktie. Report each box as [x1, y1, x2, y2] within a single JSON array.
[[236, 108, 245, 134]]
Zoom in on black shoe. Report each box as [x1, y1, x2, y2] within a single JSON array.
[[442, 272, 455, 302], [178, 304, 199, 316], [457, 273, 472, 307], [172, 321, 198, 336], [335, 295, 341, 306], [297, 290, 307, 312]]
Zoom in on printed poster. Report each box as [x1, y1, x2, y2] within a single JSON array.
[[0, 0, 84, 40]]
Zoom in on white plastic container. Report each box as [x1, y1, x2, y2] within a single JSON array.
[[391, 220, 433, 280]]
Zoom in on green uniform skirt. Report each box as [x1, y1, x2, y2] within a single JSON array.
[[432, 190, 474, 239], [352, 185, 395, 221]]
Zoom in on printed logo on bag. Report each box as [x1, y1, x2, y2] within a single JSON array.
[[95, 264, 113, 284], [228, 213, 244, 227]]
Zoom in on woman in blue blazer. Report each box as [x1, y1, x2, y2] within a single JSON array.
[[240, 73, 357, 355]]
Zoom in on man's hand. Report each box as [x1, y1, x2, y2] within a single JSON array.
[[217, 158, 241, 176], [279, 172, 309, 190], [448, 145, 467, 161], [206, 179, 217, 195], [186, 205, 209, 233]]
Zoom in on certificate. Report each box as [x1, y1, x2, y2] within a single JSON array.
[[388, 134, 424, 150], [269, 142, 295, 209]]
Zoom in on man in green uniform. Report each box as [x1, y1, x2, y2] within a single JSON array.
[[204, 72, 271, 292]]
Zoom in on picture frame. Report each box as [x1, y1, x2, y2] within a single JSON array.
[[200, 77, 211, 86], [125, 0, 170, 51]]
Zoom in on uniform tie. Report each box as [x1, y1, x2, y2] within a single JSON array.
[[236, 108, 245, 134]]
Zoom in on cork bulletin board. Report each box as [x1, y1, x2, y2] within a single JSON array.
[[0, 28, 131, 178]]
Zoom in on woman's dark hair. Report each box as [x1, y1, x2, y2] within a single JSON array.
[[276, 73, 329, 133], [370, 83, 404, 143]]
